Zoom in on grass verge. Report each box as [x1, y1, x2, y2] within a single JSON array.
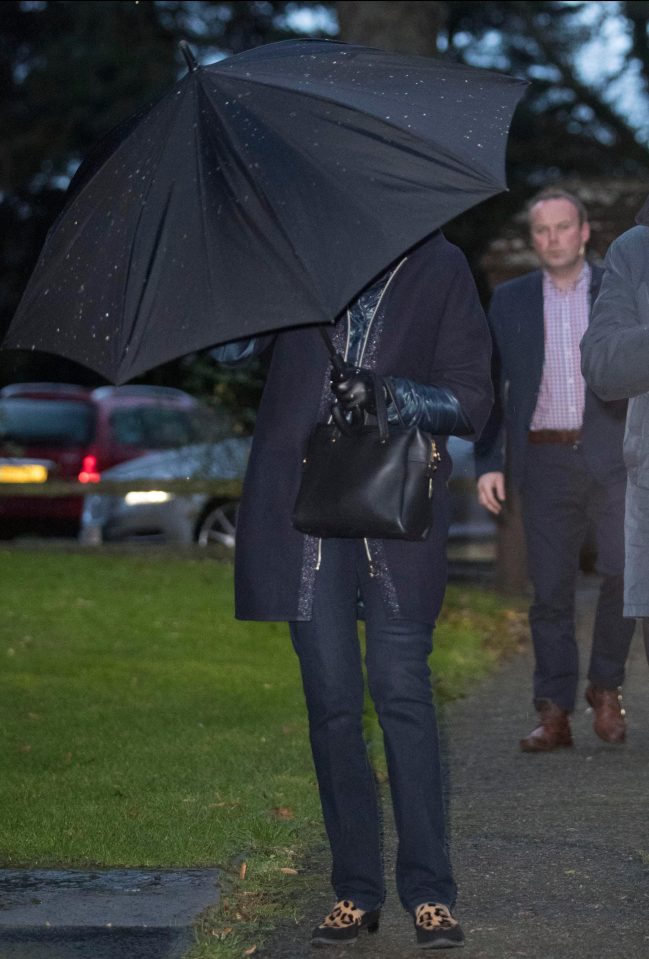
[[0, 548, 526, 957]]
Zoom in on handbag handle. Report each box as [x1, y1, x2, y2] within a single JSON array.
[[383, 379, 406, 429], [330, 372, 390, 441], [372, 371, 389, 442]]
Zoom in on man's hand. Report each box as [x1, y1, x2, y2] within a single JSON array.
[[477, 471, 506, 515]]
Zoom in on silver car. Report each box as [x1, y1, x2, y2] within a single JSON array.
[[447, 436, 496, 542], [79, 437, 251, 547], [80, 434, 493, 552]]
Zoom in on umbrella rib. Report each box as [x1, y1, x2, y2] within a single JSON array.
[[116, 92, 190, 372], [209, 69, 519, 186], [330, 116, 502, 188], [197, 79, 333, 317], [120, 186, 175, 367], [192, 94, 218, 327]]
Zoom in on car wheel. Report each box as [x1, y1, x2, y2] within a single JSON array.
[[196, 501, 238, 548]]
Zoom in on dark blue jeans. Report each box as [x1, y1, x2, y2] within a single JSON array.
[[289, 538, 454, 914], [522, 441, 636, 711]]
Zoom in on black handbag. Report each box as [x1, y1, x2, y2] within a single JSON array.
[[292, 372, 441, 541]]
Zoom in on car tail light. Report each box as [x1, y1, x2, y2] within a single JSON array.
[[78, 455, 101, 484]]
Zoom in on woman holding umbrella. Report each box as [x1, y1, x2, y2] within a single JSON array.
[[214, 229, 493, 949], [2, 35, 519, 951]]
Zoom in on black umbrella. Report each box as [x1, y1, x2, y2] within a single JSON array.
[[3, 39, 525, 384]]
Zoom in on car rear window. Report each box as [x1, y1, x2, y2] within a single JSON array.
[[0, 399, 95, 446], [109, 406, 232, 449]]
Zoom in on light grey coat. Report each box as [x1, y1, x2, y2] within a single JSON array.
[[580, 224, 649, 616]]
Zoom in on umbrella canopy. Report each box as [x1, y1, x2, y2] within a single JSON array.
[[3, 39, 526, 384]]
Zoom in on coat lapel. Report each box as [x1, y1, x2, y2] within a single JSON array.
[[527, 270, 545, 393], [587, 264, 603, 321]]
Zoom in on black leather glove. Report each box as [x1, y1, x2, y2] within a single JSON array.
[[331, 365, 384, 413]]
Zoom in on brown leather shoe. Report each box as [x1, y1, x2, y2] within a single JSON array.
[[520, 701, 573, 752], [585, 685, 626, 744]]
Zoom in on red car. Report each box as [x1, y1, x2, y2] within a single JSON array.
[[0, 383, 232, 536]]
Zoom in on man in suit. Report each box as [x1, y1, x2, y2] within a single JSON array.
[[475, 188, 634, 751]]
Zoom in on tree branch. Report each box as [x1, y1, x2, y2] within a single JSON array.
[[518, 2, 649, 166]]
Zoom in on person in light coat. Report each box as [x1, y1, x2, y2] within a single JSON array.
[[580, 195, 649, 665]]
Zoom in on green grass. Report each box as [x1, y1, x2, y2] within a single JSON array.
[[0, 548, 319, 869], [0, 547, 526, 957]]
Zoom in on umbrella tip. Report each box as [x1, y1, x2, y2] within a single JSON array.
[[179, 40, 199, 73]]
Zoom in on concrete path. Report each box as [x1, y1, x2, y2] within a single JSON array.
[[262, 575, 649, 958], [0, 869, 219, 959]]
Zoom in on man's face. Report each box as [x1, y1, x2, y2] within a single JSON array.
[[528, 198, 590, 273]]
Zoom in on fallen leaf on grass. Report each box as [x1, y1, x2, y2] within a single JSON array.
[[239, 862, 247, 880], [279, 867, 298, 875], [270, 806, 295, 821], [281, 723, 300, 735], [243, 947, 257, 956], [210, 927, 233, 939]]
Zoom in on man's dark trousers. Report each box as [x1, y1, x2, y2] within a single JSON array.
[[521, 438, 635, 711]]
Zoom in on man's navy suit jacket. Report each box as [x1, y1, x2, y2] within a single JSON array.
[[474, 264, 627, 487]]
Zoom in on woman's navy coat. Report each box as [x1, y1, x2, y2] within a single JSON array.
[[233, 232, 493, 625]]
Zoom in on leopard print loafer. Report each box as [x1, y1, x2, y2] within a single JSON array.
[[413, 902, 464, 949], [311, 899, 380, 946]]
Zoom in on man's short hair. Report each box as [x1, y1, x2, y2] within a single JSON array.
[[526, 188, 588, 226]]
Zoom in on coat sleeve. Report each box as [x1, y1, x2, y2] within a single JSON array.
[[473, 290, 506, 476], [581, 232, 649, 401], [210, 334, 274, 365], [419, 252, 494, 441], [383, 377, 472, 435]]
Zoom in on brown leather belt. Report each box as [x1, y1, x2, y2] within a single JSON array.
[[528, 429, 581, 444]]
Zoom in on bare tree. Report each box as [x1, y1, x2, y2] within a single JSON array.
[[336, 1, 444, 54]]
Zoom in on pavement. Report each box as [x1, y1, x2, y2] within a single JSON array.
[[0, 869, 219, 959], [2, 574, 647, 958], [260, 575, 649, 958]]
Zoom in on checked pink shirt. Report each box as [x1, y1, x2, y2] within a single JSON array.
[[530, 262, 591, 432]]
